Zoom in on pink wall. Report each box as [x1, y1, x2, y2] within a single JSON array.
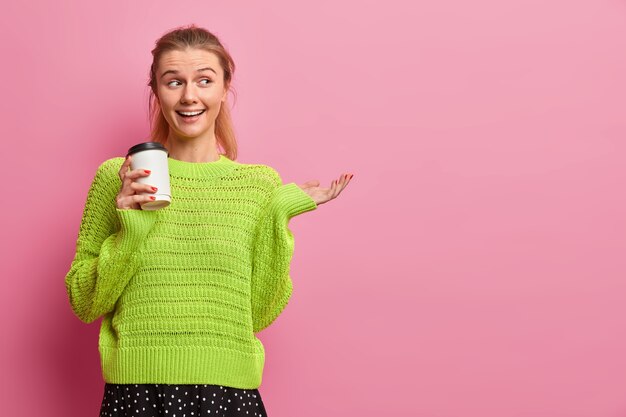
[[2, 1, 626, 416]]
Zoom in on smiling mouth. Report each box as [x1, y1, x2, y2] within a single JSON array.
[[176, 109, 206, 118]]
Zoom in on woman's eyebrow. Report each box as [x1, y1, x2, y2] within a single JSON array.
[[161, 67, 217, 79]]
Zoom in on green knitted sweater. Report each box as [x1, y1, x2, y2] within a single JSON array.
[[64, 154, 317, 388]]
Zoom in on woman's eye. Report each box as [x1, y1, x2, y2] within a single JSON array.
[[167, 79, 212, 87]]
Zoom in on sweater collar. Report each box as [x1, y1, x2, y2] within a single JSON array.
[[167, 154, 237, 178]]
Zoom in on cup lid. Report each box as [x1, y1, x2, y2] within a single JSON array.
[[127, 142, 168, 157]]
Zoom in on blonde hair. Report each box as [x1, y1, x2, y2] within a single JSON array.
[[147, 24, 238, 160]]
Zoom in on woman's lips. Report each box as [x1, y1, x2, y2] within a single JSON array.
[[176, 109, 206, 123]]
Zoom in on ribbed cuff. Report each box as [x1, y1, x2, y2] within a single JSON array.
[[114, 208, 158, 252], [273, 183, 317, 218]]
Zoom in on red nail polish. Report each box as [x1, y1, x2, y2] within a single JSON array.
[[150, 196, 156, 200], [144, 169, 151, 174]]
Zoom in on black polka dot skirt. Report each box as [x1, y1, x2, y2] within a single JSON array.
[[99, 383, 268, 417]]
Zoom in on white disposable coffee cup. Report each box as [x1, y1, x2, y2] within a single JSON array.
[[127, 142, 171, 210]]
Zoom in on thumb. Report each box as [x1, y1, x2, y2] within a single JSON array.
[[299, 180, 320, 188]]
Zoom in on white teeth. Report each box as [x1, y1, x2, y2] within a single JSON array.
[[178, 110, 204, 116]]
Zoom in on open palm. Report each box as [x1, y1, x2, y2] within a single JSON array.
[[297, 173, 353, 206]]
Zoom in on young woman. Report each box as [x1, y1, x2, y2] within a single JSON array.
[[64, 25, 352, 417]]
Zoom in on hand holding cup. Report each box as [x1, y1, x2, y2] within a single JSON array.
[[116, 154, 158, 210]]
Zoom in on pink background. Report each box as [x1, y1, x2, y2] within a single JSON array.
[[2, 1, 626, 416]]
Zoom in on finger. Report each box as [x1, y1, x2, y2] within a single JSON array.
[[302, 180, 320, 187], [121, 195, 143, 210], [131, 193, 156, 205], [126, 168, 152, 181], [338, 173, 352, 192], [117, 195, 138, 210], [120, 169, 150, 199], [339, 173, 348, 188], [333, 174, 346, 197], [122, 169, 150, 192], [331, 179, 340, 198], [130, 182, 158, 194], [119, 155, 132, 181], [335, 177, 342, 198]]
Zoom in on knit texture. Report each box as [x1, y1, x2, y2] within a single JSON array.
[[64, 154, 317, 388]]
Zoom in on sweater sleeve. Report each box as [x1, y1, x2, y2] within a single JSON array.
[[64, 159, 158, 324], [250, 171, 317, 334]]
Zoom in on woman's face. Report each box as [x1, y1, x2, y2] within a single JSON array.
[[156, 48, 228, 141]]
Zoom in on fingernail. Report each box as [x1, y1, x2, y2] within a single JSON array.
[[151, 187, 158, 191], [150, 196, 156, 200], [144, 169, 151, 174]]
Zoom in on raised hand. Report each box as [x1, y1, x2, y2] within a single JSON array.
[[116, 154, 159, 210], [297, 173, 353, 206]]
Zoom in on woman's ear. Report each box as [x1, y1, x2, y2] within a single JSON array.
[[221, 82, 230, 103]]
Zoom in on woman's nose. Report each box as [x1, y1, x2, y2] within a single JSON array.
[[181, 85, 198, 103]]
